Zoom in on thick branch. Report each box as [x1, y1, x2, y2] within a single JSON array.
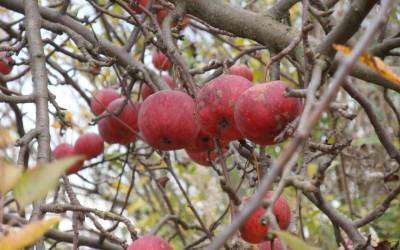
[[178, 0, 303, 63], [0, 93, 35, 103], [24, 0, 51, 165], [370, 37, 400, 57]]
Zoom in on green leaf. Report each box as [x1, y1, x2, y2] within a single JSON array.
[[13, 156, 83, 207], [272, 230, 320, 250], [0, 160, 22, 195]]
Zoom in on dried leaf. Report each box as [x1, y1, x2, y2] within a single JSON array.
[[13, 156, 83, 207], [157, 176, 170, 188], [374, 240, 392, 250], [334, 44, 400, 85], [0, 217, 60, 250]]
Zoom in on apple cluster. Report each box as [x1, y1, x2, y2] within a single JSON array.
[[52, 133, 104, 174], [85, 61, 302, 169], [86, 64, 298, 247]]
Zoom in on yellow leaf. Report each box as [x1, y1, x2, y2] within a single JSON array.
[[306, 163, 317, 178], [137, 176, 150, 186], [333, 44, 351, 54], [334, 44, 400, 85], [137, 164, 145, 173], [133, 53, 141, 60], [234, 38, 245, 47], [326, 135, 336, 145], [111, 181, 130, 192], [0, 160, 22, 194], [137, 213, 160, 228], [127, 197, 145, 213], [65, 111, 73, 124], [51, 120, 61, 129], [0, 217, 60, 250], [272, 230, 320, 250], [0, 128, 13, 149], [289, 2, 301, 17]]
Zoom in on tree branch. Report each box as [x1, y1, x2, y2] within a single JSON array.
[[24, 0, 51, 165], [343, 82, 400, 163], [0, 93, 35, 103], [0, 0, 169, 91], [175, 0, 303, 63], [316, 0, 377, 56]]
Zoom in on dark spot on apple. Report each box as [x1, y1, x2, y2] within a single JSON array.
[[162, 137, 172, 145], [219, 117, 230, 128], [200, 136, 209, 142]]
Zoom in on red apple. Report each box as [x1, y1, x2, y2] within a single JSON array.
[[142, 75, 176, 100], [259, 239, 292, 250], [0, 51, 14, 75], [185, 129, 215, 152], [152, 50, 171, 71], [240, 191, 291, 244], [74, 133, 104, 160], [52, 143, 84, 175], [196, 74, 252, 142], [185, 149, 219, 166], [234, 81, 303, 145], [138, 90, 200, 150], [345, 239, 353, 247], [157, 9, 189, 28], [228, 65, 253, 81], [90, 88, 120, 115], [128, 0, 148, 13], [128, 235, 172, 250], [98, 98, 140, 145]]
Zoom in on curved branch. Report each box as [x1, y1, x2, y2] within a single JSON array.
[[175, 0, 303, 63], [343, 82, 400, 163], [353, 183, 400, 227]]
